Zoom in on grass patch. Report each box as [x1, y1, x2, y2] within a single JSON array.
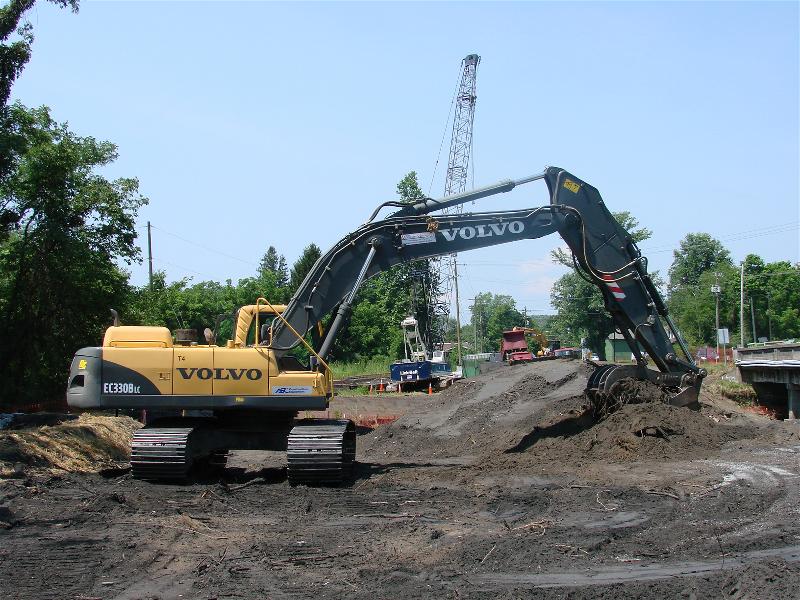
[[329, 356, 392, 379], [715, 379, 758, 404], [336, 386, 374, 396]]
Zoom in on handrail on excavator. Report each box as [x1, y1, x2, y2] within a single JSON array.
[[255, 296, 333, 378]]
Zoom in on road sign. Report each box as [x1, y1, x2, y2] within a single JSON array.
[[711, 285, 721, 294], [717, 328, 730, 344]]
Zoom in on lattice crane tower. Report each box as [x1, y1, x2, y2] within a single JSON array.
[[444, 54, 480, 197], [430, 54, 480, 359]]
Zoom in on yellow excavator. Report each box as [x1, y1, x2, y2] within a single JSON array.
[[67, 167, 706, 484]]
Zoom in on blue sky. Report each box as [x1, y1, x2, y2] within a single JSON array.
[[13, 1, 799, 317]]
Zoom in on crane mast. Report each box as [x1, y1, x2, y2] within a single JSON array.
[[444, 54, 480, 197], [429, 53, 480, 361]]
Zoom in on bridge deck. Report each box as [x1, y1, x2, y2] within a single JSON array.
[[735, 342, 800, 420]]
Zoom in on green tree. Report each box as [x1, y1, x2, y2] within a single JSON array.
[[668, 233, 732, 291], [469, 292, 524, 352], [550, 272, 609, 352], [289, 243, 321, 293], [549, 212, 654, 358], [760, 261, 800, 340], [127, 268, 283, 346], [0, 104, 146, 407], [0, 1, 78, 107], [275, 255, 288, 288], [668, 262, 740, 346], [258, 245, 288, 301], [741, 256, 800, 343], [396, 170, 425, 203], [1, 1, 78, 231], [258, 246, 279, 279]]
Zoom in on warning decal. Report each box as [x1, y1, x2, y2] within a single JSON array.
[[602, 274, 626, 300]]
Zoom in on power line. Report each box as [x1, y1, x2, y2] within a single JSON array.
[[147, 223, 259, 267], [641, 222, 799, 253], [150, 257, 214, 279], [427, 68, 463, 196]]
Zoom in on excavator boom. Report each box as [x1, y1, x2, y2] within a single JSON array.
[[270, 166, 704, 408]]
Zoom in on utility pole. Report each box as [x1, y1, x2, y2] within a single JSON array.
[[147, 221, 153, 291], [750, 297, 758, 343], [767, 289, 773, 341], [468, 297, 477, 355], [453, 260, 462, 366], [740, 262, 745, 348], [474, 303, 478, 354], [711, 274, 721, 364]]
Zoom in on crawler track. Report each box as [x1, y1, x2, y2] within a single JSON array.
[[130, 427, 194, 481], [286, 419, 356, 485]]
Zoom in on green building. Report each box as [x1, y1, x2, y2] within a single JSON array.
[[604, 331, 644, 363]]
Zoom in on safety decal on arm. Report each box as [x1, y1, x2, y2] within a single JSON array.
[[602, 274, 626, 300]]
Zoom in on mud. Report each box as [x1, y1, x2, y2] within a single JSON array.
[[1, 360, 799, 599]]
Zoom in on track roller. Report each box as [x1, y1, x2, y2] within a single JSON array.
[[287, 419, 356, 486]]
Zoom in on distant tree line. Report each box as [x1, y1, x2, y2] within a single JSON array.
[[545, 222, 800, 358]]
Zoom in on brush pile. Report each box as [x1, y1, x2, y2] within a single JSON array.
[[0, 414, 141, 476]]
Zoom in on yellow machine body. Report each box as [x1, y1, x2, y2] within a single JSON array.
[[67, 303, 333, 411]]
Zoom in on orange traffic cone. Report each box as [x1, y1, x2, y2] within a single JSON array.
[[398, 382, 402, 394], [378, 380, 384, 393], [427, 382, 433, 395]]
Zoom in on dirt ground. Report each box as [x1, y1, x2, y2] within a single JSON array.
[[1, 360, 799, 599]]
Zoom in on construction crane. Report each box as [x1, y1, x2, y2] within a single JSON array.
[[428, 54, 480, 363]]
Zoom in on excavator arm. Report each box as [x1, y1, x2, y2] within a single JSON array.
[[270, 166, 704, 407]]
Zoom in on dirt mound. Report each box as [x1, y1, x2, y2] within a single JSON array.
[[525, 402, 750, 465], [361, 360, 592, 462], [362, 360, 761, 471], [0, 414, 141, 476]]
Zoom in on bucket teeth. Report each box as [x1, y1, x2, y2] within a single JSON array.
[[287, 419, 356, 486]]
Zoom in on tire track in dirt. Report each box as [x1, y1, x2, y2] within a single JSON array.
[[472, 544, 800, 587]]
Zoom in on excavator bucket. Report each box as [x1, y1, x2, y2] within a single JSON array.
[[586, 364, 701, 422]]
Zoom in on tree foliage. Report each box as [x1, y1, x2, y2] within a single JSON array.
[[748, 260, 800, 341], [670, 253, 800, 347], [289, 243, 321, 294], [0, 104, 146, 407], [127, 270, 282, 345], [0, 1, 78, 107], [668, 233, 732, 291], [1, 1, 78, 221], [668, 263, 740, 346], [468, 292, 525, 353], [258, 245, 288, 300]]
